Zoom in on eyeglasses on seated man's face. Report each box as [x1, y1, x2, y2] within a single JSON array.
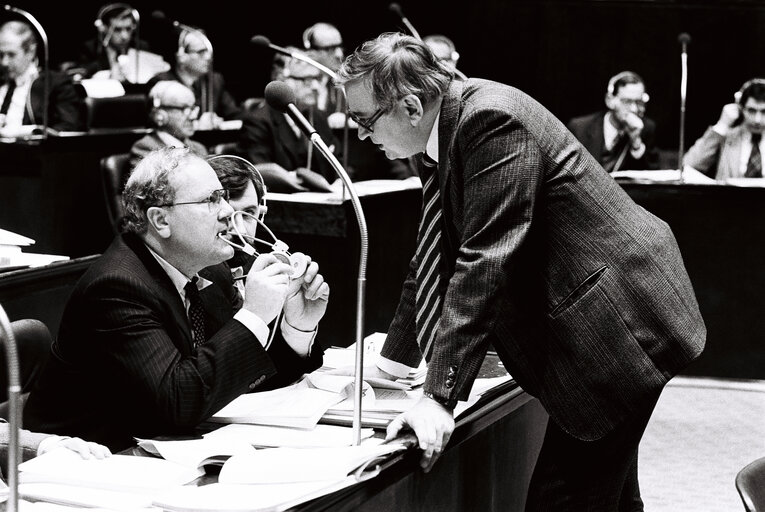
[[159, 188, 230, 213]]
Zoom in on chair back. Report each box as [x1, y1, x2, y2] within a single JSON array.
[[0, 319, 53, 418], [101, 153, 132, 234], [737, 456, 765, 512], [85, 94, 150, 133]]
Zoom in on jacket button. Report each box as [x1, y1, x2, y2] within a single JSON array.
[[446, 379, 455, 388]]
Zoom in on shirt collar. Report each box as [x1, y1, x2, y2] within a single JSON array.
[[146, 245, 212, 297], [14, 64, 38, 87], [425, 111, 440, 163]]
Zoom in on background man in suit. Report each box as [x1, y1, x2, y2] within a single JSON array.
[[336, 33, 705, 510], [684, 78, 765, 180], [24, 147, 325, 451], [0, 21, 84, 132], [146, 29, 242, 129], [567, 71, 659, 172], [130, 80, 207, 169], [238, 51, 339, 192], [77, 3, 148, 81]]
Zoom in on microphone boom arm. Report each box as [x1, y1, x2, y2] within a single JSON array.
[[0, 303, 21, 512]]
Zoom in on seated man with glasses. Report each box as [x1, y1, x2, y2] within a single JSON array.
[[130, 80, 207, 169], [24, 147, 324, 451], [146, 29, 243, 129], [238, 51, 342, 192], [567, 71, 659, 172]]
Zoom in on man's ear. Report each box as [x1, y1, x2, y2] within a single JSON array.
[[605, 93, 618, 111], [146, 206, 171, 238], [401, 94, 424, 125], [151, 108, 168, 127]]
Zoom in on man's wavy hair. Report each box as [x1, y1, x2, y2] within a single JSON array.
[[121, 146, 193, 234], [335, 32, 454, 111]]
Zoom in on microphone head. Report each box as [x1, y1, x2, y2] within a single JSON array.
[[251, 35, 271, 48], [389, 2, 403, 16], [678, 32, 691, 44], [265, 81, 296, 113]]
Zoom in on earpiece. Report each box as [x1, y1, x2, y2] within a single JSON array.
[[735, 78, 765, 105], [302, 25, 315, 50], [177, 30, 189, 57], [423, 34, 459, 64]]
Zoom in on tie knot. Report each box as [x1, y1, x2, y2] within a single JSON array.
[[184, 277, 199, 295], [754, 133, 762, 144]]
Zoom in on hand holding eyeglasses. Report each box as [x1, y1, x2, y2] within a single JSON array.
[[242, 253, 294, 324]]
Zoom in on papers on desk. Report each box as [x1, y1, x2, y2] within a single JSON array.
[[136, 436, 257, 470], [268, 176, 422, 204], [611, 167, 715, 184], [0, 228, 69, 268], [91, 49, 170, 84], [204, 423, 374, 448]]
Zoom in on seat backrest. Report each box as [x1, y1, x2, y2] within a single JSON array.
[[85, 94, 150, 133], [101, 153, 132, 234], [736, 456, 765, 512], [0, 319, 53, 418]]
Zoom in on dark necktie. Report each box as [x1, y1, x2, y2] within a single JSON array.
[[0, 80, 16, 116], [184, 277, 206, 348], [415, 154, 444, 360], [746, 133, 762, 178]]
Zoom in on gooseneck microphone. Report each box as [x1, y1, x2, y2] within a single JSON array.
[[251, 35, 337, 80], [389, 3, 421, 40], [266, 80, 369, 446], [5, 5, 49, 138], [678, 32, 691, 178], [153, 11, 215, 114], [0, 302, 21, 512]]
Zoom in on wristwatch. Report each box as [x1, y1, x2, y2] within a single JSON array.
[[423, 391, 457, 410]]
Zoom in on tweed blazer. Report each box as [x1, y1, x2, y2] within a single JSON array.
[[566, 110, 659, 171], [381, 79, 705, 441], [24, 233, 321, 451], [683, 125, 754, 180]]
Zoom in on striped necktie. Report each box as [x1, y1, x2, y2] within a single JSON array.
[[745, 133, 762, 178], [415, 154, 444, 360], [184, 277, 206, 348], [0, 80, 16, 117]]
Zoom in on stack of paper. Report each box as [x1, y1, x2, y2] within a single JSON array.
[[203, 423, 375, 448], [0, 228, 69, 269]]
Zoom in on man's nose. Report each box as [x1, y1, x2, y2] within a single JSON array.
[[219, 199, 235, 218], [357, 125, 371, 141]]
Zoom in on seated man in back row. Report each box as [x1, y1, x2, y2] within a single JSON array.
[[24, 147, 328, 451], [130, 80, 208, 169], [684, 78, 765, 180], [567, 71, 659, 172]]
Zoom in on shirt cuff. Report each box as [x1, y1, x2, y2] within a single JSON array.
[[377, 356, 413, 379], [37, 435, 70, 456], [712, 123, 731, 137], [280, 318, 317, 357], [234, 309, 270, 348], [630, 142, 646, 159]]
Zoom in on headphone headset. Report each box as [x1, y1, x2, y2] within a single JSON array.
[[606, 71, 649, 104], [734, 78, 765, 105], [94, 3, 136, 32], [423, 34, 460, 64], [206, 154, 268, 220], [177, 29, 190, 56], [302, 24, 316, 50]]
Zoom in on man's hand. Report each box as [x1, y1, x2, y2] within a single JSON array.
[[718, 103, 742, 129], [196, 112, 223, 131], [386, 395, 455, 473], [282, 253, 330, 331], [242, 253, 292, 324], [622, 111, 644, 149], [39, 436, 111, 459]]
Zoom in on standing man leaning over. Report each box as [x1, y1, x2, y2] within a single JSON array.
[[567, 71, 659, 172], [336, 33, 705, 510], [24, 147, 324, 451]]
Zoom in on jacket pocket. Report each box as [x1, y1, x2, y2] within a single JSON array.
[[549, 265, 608, 318]]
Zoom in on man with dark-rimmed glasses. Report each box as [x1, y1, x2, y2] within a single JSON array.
[[24, 146, 323, 452]]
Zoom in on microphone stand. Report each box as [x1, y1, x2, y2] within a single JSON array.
[[5, 5, 48, 139], [311, 134, 368, 444], [678, 34, 690, 181], [0, 303, 21, 512], [132, 9, 140, 84]]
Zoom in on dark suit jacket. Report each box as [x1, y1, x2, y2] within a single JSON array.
[[239, 105, 340, 185], [24, 233, 322, 451], [129, 131, 208, 169], [78, 38, 151, 79], [381, 79, 705, 441], [146, 70, 243, 121], [567, 110, 659, 171], [21, 72, 85, 132]]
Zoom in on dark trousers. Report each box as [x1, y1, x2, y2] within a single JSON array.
[[524, 390, 661, 511]]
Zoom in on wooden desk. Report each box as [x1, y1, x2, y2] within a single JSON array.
[[618, 180, 765, 379]]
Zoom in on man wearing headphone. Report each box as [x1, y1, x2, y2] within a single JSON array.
[[0, 20, 84, 133], [567, 71, 659, 172], [77, 3, 149, 81], [302, 22, 344, 115], [423, 34, 460, 70], [129, 80, 208, 169], [684, 78, 765, 180], [146, 29, 242, 129]]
